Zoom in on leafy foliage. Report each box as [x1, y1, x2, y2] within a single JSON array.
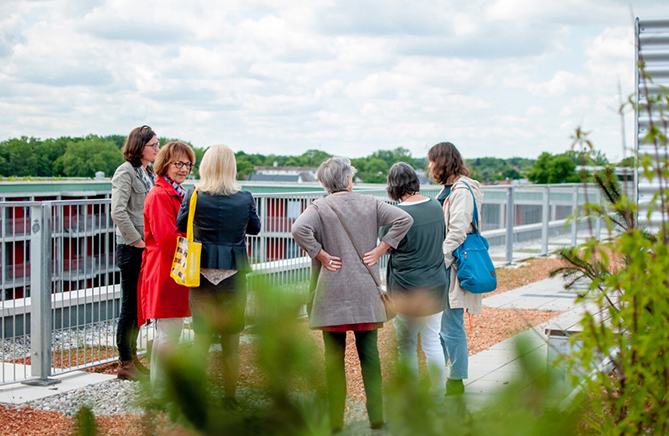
[[109, 282, 581, 436], [53, 136, 124, 178], [527, 152, 580, 184], [549, 71, 669, 435], [467, 156, 534, 184]]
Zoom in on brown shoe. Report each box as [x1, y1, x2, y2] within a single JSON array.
[[133, 355, 150, 376], [117, 360, 148, 382]]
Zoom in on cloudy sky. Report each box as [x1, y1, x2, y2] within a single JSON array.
[[1, 1, 668, 161]]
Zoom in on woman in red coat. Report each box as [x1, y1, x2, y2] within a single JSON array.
[[139, 140, 195, 400]]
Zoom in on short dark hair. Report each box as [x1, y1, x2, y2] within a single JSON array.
[[427, 142, 469, 185], [154, 141, 196, 177], [387, 162, 420, 202], [121, 125, 156, 168]]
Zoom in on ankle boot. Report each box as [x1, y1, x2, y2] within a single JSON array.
[[133, 355, 150, 376], [117, 360, 148, 382]]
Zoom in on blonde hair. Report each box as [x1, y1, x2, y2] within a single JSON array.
[[197, 144, 240, 195]]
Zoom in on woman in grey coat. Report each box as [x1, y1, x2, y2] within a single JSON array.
[[110, 125, 159, 381], [291, 157, 413, 431]]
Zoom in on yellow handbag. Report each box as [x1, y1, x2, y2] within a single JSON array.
[[170, 188, 202, 287]]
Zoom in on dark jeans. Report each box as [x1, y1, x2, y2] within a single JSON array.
[[322, 330, 383, 429], [116, 244, 143, 362]]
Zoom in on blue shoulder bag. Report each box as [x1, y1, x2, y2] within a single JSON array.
[[451, 181, 497, 294]]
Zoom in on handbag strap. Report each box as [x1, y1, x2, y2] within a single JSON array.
[[456, 180, 479, 234], [187, 188, 198, 242], [324, 197, 381, 289]]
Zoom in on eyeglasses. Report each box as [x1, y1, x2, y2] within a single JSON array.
[[146, 141, 160, 150], [172, 161, 194, 171]]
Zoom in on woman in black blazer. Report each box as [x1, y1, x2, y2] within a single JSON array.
[[176, 144, 261, 406]]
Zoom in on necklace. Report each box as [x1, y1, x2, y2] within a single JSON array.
[[402, 192, 419, 202]]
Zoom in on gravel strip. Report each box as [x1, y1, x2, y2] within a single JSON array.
[[2, 321, 121, 361], [23, 379, 143, 417]]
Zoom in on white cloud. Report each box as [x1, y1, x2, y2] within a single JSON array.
[[528, 71, 580, 98], [526, 105, 546, 116], [1, 0, 669, 162]]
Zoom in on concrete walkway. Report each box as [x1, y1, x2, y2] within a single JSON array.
[[462, 275, 586, 408], [0, 276, 584, 408]]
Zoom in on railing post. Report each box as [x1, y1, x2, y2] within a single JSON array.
[[541, 186, 550, 256], [259, 197, 267, 264], [595, 189, 602, 241], [505, 186, 515, 264], [24, 204, 60, 386], [571, 185, 579, 247]]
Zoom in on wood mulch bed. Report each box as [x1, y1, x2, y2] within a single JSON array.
[[0, 256, 567, 435]]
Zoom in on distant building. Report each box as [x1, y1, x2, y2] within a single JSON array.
[[575, 166, 633, 182], [248, 166, 318, 183]]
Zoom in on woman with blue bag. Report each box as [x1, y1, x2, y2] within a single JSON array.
[[427, 141, 486, 396]]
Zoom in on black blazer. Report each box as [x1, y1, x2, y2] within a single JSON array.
[[176, 187, 261, 272]]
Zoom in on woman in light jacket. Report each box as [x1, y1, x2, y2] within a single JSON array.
[[176, 144, 261, 407], [291, 157, 413, 431], [139, 141, 195, 400], [427, 141, 484, 396], [381, 162, 448, 398], [110, 125, 158, 381]]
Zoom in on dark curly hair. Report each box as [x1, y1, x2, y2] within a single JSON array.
[[386, 162, 420, 202], [121, 125, 156, 168], [427, 142, 469, 185]]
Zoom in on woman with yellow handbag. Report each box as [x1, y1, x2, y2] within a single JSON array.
[[139, 141, 196, 401], [176, 144, 261, 408]]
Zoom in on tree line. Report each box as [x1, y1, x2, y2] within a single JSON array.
[[0, 134, 623, 184], [0, 135, 203, 179]]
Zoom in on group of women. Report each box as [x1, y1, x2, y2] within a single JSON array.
[[111, 126, 260, 405], [291, 141, 483, 431], [110, 127, 483, 429]]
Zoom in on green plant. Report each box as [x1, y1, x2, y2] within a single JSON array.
[[550, 64, 669, 435], [74, 405, 97, 436]]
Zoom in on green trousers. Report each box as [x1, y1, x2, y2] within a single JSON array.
[[322, 329, 383, 429]]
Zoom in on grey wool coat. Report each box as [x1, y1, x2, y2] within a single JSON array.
[[291, 192, 413, 329]]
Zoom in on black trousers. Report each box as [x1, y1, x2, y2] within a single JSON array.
[[116, 244, 143, 362], [322, 330, 383, 429]]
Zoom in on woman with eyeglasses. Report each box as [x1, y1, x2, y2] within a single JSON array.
[[139, 141, 196, 401], [111, 125, 159, 381], [176, 144, 261, 408]]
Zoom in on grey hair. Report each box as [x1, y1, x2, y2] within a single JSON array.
[[317, 157, 357, 193]]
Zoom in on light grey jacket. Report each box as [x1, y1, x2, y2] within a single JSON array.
[[111, 161, 152, 246], [291, 192, 413, 328], [442, 176, 484, 315]]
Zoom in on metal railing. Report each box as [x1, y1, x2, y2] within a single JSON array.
[[0, 183, 603, 385]]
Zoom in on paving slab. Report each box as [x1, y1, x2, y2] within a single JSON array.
[[483, 276, 580, 311], [0, 371, 116, 405]]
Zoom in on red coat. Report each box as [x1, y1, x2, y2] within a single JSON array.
[[138, 177, 191, 325]]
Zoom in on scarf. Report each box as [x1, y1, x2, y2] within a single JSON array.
[[162, 175, 186, 199]]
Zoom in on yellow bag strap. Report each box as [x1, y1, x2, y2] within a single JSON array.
[[187, 188, 198, 242]]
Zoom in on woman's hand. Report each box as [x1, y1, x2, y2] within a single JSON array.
[[134, 240, 146, 249], [316, 249, 342, 272], [363, 241, 390, 266]]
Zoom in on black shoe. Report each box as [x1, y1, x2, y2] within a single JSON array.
[[445, 378, 464, 396], [370, 421, 385, 430]]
